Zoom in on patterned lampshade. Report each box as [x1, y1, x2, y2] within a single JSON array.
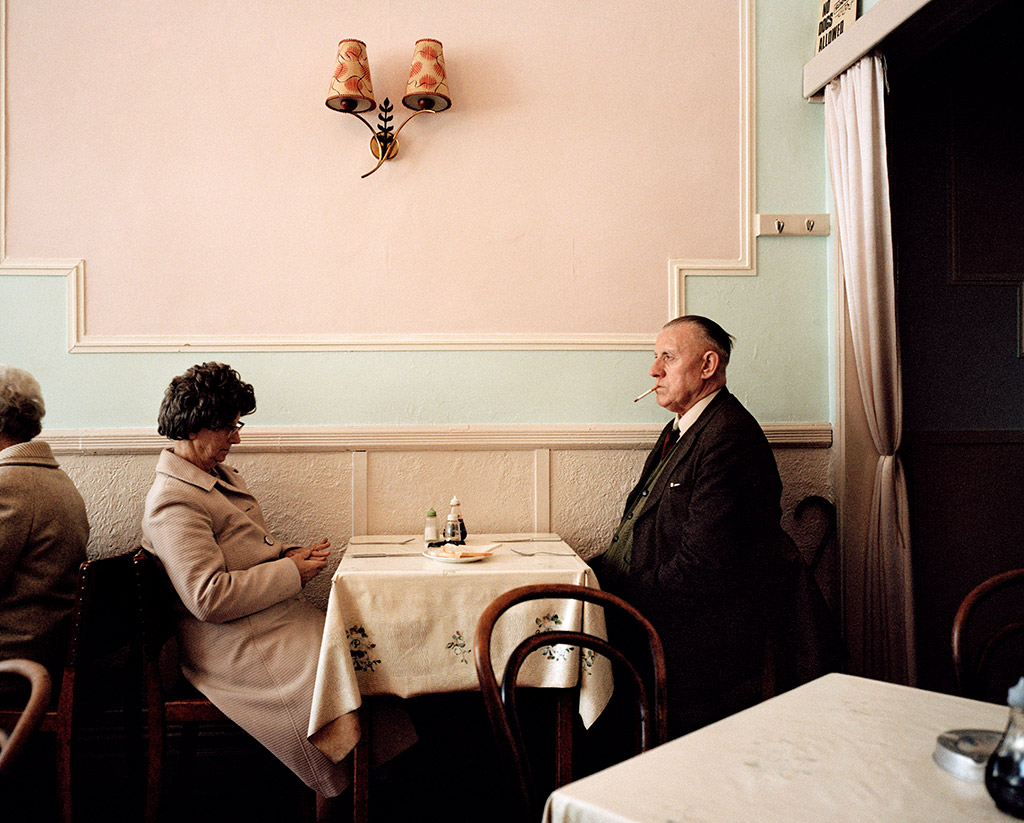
[[402, 39, 451, 112], [326, 39, 376, 113]]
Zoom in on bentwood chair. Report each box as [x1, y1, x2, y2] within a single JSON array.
[[0, 550, 146, 823], [473, 584, 667, 822], [133, 549, 318, 823], [132, 549, 235, 823], [0, 659, 52, 775], [952, 568, 1024, 702]]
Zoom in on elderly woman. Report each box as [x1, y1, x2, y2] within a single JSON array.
[[0, 365, 89, 691], [141, 362, 347, 799]]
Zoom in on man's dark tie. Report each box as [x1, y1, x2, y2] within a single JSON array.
[[661, 427, 679, 460]]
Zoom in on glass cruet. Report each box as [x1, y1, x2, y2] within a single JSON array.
[[986, 676, 1024, 818]]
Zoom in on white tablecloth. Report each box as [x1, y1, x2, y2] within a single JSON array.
[[309, 534, 613, 762], [543, 672, 1010, 823]]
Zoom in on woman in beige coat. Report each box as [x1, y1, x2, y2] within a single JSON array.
[[141, 362, 348, 800], [0, 365, 89, 692]]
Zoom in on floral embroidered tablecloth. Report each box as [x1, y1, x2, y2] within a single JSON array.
[[309, 534, 613, 763]]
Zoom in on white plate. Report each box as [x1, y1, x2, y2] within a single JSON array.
[[422, 550, 491, 564]]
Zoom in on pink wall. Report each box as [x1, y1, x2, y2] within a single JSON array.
[[6, 1, 745, 341]]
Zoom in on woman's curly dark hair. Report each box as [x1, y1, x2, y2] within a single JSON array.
[[157, 362, 256, 441]]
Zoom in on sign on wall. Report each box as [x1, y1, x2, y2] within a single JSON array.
[[815, 0, 857, 54]]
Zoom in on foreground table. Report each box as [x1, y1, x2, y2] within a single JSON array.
[[309, 533, 612, 763], [543, 672, 1010, 823]]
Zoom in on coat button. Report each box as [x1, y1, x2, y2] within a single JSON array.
[[641, 490, 649, 496], [611, 536, 618, 543], [264, 535, 274, 546]]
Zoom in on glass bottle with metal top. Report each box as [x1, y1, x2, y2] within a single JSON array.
[[448, 495, 467, 541], [443, 512, 461, 544], [986, 677, 1024, 818]]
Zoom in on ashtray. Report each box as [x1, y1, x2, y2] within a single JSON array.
[[933, 729, 1002, 781]]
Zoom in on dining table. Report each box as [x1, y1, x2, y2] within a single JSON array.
[[308, 533, 613, 769], [543, 671, 1012, 823]]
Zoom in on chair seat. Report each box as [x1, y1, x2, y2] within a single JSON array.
[[163, 682, 227, 724]]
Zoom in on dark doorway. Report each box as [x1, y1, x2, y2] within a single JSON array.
[[885, 0, 1024, 696]]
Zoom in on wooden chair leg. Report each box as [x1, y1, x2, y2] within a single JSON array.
[[315, 792, 333, 823], [143, 703, 165, 823], [554, 690, 573, 788], [179, 721, 200, 783], [56, 743, 72, 823], [56, 677, 73, 823], [352, 705, 370, 823]]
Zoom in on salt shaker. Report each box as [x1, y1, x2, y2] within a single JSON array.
[[424, 508, 439, 542], [986, 676, 1024, 818]]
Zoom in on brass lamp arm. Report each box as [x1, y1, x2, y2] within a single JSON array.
[[391, 106, 435, 141], [360, 108, 436, 179], [345, 111, 378, 136]]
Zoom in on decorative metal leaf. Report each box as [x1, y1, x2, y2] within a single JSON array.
[[377, 97, 395, 136]]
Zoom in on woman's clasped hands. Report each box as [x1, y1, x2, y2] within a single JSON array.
[[285, 538, 331, 585]]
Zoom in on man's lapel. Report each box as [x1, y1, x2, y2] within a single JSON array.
[[634, 389, 731, 520], [624, 419, 676, 513]]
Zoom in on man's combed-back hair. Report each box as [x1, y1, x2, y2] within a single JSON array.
[[157, 362, 256, 441], [664, 315, 735, 368]]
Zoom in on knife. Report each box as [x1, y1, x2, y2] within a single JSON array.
[[495, 537, 562, 543], [347, 538, 415, 545], [348, 552, 415, 557]]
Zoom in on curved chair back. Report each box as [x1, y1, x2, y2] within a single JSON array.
[[474, 583, 666, 821], [952, 568, 1024, 701], [0, 550, 145, 822], [0, 659, 52, 774]]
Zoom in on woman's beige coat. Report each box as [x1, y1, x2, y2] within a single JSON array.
[[0, 440, 89, 680], [141, 448, 348, 797]]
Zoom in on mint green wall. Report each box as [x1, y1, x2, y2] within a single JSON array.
[[1, 0, 831, 430], [660, 0, 833, 424]]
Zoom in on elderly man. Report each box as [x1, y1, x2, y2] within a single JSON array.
[[593, 316, 825, 737]]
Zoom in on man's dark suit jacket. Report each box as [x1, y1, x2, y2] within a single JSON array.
[[595, 388, 818, 737]]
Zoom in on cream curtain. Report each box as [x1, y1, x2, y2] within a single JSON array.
[[824, 53, 916, 685]]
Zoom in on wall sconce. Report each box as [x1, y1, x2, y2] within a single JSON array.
[[326, 38, 451, 179]]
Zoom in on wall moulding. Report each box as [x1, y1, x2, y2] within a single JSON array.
[[669, 0, 756, 317], [43, 422, 833, 456], [0, 260, 657, 352]]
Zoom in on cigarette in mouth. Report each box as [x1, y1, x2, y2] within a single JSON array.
[[634, 386, 657, 402]]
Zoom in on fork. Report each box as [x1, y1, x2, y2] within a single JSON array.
[[508, 548, 576, 557]]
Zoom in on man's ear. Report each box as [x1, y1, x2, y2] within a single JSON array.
[[701, 351, 719, 379]]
